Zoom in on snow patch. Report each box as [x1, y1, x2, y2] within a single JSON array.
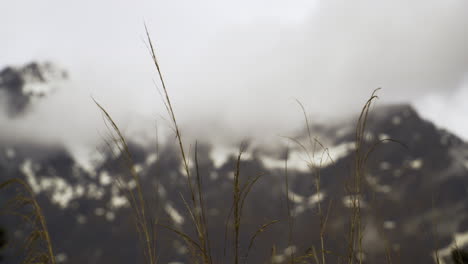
[[409, 159, 423, 170], [87, 183, 104, 200], [378, 133, 390, 141], [76, 214, 87, 224], [105, 211, 116, 221], [342, 195, 367, 208], [392, 116, 402, 125], [5, 148, 15, 159], [95, 207, 105, 216], [145, 153, 158, 165], [308, 192, 325, 206], [366, 175, 392, 194], [20, 160, 85, 208], [99, 171, 112, 186], [111, 195, 128, 209], [21, 160, 40, 193], [211, 147, 233, 168], [383, 221, 396, 230], [262, 142, 354, 172], [287, 190, 305, 203], [379, 161, 391, 170], [283, 245, 297, 255], [134, 164, 143, 174], [165, 203, 184, 225], [55, 253, 68, 263]]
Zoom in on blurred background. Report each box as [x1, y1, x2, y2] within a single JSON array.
[[1, 1, 468, 263]]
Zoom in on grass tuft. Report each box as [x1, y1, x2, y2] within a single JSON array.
[[0, 178, 55, 264]]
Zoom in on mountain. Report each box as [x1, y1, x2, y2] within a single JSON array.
[[0, 62, 68, 117], [0, 62, 467, 264]]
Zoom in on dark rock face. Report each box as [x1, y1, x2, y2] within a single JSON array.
[[0, 62, 67, 117]]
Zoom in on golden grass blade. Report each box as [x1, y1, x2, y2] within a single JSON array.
[[243, 220, 280, 264], [0, 178, 56, 264]]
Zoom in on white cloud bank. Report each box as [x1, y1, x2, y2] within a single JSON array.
[[1, 0, 468, 146]]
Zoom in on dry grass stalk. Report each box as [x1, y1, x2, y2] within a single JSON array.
[[0, 178, 56, 264]]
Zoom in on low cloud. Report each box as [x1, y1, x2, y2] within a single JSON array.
[[2, 0, 468, 148]]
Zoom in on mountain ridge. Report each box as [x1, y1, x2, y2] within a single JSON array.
[[0, 63, 467, 264]]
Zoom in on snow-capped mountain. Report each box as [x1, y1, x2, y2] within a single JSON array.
[[0, 63, 467, 264], [0, 62, 68, 117]]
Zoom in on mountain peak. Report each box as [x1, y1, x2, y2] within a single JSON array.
[[371, 102, 417, 119], [0, 61, 68, 117]]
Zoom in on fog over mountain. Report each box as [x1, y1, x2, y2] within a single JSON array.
[[1, 0, 468, 146]]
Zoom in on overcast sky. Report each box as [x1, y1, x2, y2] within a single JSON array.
[[2, 0, 468, 149]]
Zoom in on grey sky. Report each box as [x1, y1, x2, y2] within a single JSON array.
[[2, 0, 468, 148]]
